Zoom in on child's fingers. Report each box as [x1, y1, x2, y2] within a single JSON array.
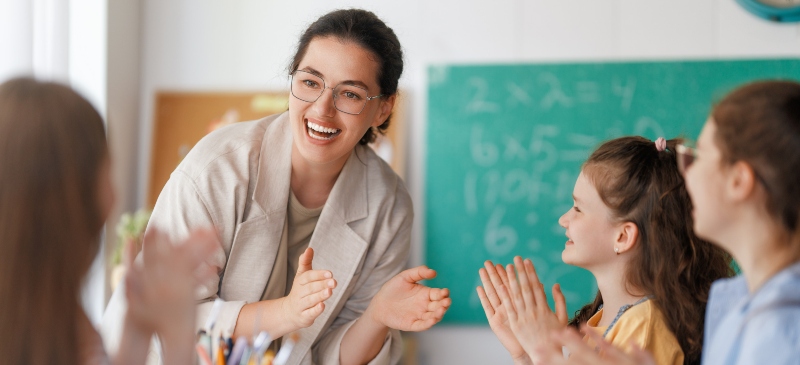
[[578, 323, 632, 361], [523, 259, 549, 310], [505, 263, 526, 312], [579, 323, 606, 345], [483, 261, 508, 302], [592, 337, 649, 364], [478, 267, 502, 309], [495, 264, 510, 286], [553, 327, 597, 363], [123, 237, 136, 269], [174, 229, 219, 272], [514, 256, 537, 309], [194, 263, 217, 285], [124, 266, 140, 296], [477, 287, 495, 316], [552, 284, 568, 325], [496, 273, 518, 321], [530, 339, 570, 365], [187, 229, 219, 259], [140, 228, 160, 267]]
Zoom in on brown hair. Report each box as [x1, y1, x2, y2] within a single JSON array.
[[567, 136, 733, 365], [0, 78, 108, 365], [712, 80, 800, 256], [289, 9, 404, 145]]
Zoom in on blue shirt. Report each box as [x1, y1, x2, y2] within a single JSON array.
[[702, 262, 800, 365]]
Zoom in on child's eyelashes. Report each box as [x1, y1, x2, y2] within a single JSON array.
[[572, 206, 581, 213]]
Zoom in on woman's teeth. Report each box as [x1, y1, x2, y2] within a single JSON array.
[[306, 120, 342, 140]]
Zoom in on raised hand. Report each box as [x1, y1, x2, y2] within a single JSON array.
[[124, 227, 220, 338], [533, 326, 656, 365], [281, 247, 337, 329], [367, 266, 452, 331], [477, 260, 530, 364], [496, 256, 569, 363]]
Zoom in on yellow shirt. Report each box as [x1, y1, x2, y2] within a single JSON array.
[[586, 300, 683, 365]]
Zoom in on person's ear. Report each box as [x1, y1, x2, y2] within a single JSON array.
[[727, 161, 757, 202], [614, 222, 639, 255], [372, 94, 396, 128]]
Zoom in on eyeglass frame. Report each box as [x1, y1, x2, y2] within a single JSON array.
[[676, 142, 772, 193], [675, 143, 696, 176], [289, 70, 384, 115]]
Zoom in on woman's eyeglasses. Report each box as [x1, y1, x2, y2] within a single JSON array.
[[290, 70, 383, 115], [676, 141, 772, 194], [676, 143, 697, 176]]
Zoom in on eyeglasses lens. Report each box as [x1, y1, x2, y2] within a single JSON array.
[[290, 71, 369, 115]]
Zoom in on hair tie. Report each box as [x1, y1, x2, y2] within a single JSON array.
[[655, 137, 667, 152]]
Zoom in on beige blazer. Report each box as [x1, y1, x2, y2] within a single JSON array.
[[102, 113, 412, 365]]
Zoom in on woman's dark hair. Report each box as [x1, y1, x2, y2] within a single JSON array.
[[289, 8, 404, 145], [567, 136, 733, 365], [0, 77, 108, 365], [712, 80, 800, 257]]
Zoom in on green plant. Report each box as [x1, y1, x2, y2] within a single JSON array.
[[112, 209, 151, 266]]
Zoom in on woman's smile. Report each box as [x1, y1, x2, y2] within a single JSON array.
[[305, 119, 342, 141]]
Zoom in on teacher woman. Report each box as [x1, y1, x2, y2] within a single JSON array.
[[104, 8, 450, 365]]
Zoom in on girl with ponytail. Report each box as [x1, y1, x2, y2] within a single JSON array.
[[478, 136, 732, 365]]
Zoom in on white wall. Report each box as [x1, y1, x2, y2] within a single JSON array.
[[1, 0, 113, 324], [0, 0, 33, 80], [68, 0, 109, 325], [105, 0, 143, 306], [135, 1, 800, 364]]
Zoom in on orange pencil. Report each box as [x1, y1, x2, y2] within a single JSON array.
[[216, 337, 228, 365], [260, 350, 275, 365]]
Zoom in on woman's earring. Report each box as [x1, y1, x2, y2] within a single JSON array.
[[614, 247, 620, 254]]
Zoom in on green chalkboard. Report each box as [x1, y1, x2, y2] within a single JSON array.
[[425, 59, 800, 324]]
